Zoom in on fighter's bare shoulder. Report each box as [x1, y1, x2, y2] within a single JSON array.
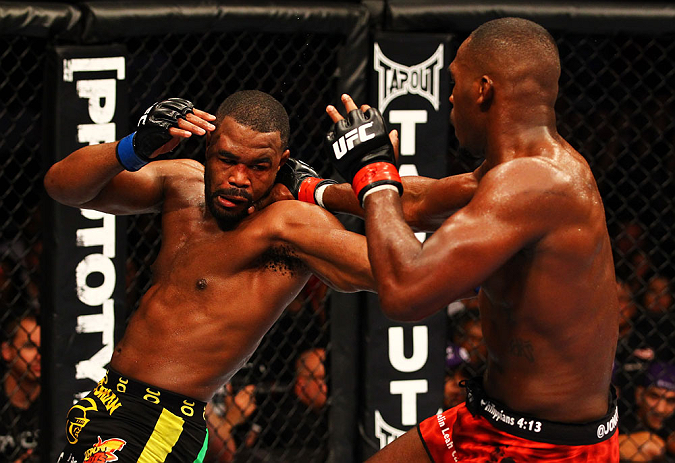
[[467, 156, 591, 232], [253, 200, 345, 236], [147, 158, 204, 178], [477, 156, 582, 206], [151, 158, 204, 186], [141, 159, 206, 210]]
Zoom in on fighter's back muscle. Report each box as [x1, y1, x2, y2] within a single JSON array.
[[477, 149, 618, 420]]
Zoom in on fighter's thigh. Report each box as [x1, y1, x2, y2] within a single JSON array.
[[365, 428, 430, 463]]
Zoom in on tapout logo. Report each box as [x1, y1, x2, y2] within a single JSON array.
[[374, 43, 444, 112], [375, 326, 430, 448]]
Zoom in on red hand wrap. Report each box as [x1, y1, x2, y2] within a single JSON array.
[[352, 162, 402, 198], [298, 177, 324, 204]]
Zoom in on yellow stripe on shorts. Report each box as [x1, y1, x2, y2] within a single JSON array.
[[138, 408, 185, 463]]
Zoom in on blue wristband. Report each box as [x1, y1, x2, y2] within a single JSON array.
[[116, 132, 148, 172]]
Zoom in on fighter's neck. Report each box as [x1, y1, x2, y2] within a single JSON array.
[[483, 122, 559, 166]]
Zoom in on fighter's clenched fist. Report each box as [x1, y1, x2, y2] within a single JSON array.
[[325, 101, 402, 206]]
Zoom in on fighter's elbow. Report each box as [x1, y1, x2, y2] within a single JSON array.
[[43, 169, 65, 203], [379, 300, 428, 322], [377, 287, 427, 322], [44, 172, 77, 207], [323, 273, 373, 294]]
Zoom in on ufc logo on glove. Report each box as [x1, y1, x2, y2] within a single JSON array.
[[332, 122, 376, 159], [325, 108, 403, 205]]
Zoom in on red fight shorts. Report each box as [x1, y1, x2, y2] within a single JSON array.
[[418, 378, 619, 462]]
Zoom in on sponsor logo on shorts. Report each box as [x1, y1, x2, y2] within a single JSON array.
[[435, 412, 458, 461], [93, 379, 122, 415], [596, 406, 618, 439], [66, 398, 98, 444], [374, 43, 444, 112], [83, 436, 126, 462]]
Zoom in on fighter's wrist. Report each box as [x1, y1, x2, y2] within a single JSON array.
[[361, 184, 401, 205], [298, 177, 337, 208], [352, 162, 403, 206], [314, 180, 337, 209], [116, 132, 149, 172]]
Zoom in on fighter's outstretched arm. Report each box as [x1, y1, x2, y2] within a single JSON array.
[[264, 201, 375, 293], [44, 101, 214, 214], [320, 173, 479, 232]]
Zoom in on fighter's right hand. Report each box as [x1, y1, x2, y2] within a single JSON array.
[[116, 98, 215, 171], [276, 158, 337, 206]]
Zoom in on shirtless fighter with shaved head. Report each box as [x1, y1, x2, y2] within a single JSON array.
[[324, 17, 620, 461]]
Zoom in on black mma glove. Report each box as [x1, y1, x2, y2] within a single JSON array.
[[276, 158, 337, 207], [116, 98, 195, 171], [325, 108, 402, 206]]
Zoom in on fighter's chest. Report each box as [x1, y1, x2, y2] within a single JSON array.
[[153, 210, 303, 280], [154, 222, 254, 277]]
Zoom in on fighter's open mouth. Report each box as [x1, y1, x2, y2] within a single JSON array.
[[217, 195, 246, 208]]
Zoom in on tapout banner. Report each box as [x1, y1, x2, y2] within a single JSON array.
[[42, 45, 128, 462], [360, 33, 452, 459]]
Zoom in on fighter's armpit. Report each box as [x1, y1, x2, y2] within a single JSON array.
[[253, 244, 306, 277]]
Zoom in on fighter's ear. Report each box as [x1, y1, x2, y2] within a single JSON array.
[[477, 75, 494, 107], [279, 149, 290, 166]]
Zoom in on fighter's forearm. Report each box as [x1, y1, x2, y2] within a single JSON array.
[[44, 141, 124, 207], [320, 182, 363, 216], [363, 190, 436, 321], [322, 174, 477, 232]]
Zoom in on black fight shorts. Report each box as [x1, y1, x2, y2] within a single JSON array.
[[58, 369, 208, 463]]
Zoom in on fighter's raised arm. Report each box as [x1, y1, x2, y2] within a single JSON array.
[[44, 98, 215, 214]]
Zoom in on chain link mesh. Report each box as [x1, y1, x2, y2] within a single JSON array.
[[0, 34, 44, 463], [1, 15, 674, 463]]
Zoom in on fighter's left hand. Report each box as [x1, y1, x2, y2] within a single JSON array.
[[326, 94, 400, 162]]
